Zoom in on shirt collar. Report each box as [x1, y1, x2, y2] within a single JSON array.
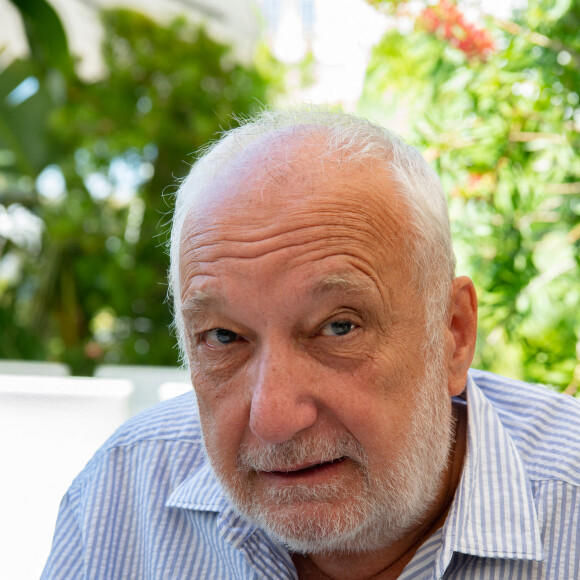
[[166, 459, 262, 548], [166, 459, 227, 513], [166, 457, 296, 576], [435, 372, 544, 574]]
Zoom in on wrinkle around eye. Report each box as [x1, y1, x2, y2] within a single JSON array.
[[191, 332, 252, 384]]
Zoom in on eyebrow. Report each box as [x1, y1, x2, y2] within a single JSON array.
[[180, 272, 377, 319], [312, 272, 375, 298], [181, 289, 223, 315]]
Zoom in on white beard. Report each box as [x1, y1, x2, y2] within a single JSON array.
[[204, 341, 454, 555]]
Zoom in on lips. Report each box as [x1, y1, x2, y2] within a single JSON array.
[[263, 456, 347, 478]]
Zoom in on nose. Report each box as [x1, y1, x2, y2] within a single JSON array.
[[249, 345, 319, 444]]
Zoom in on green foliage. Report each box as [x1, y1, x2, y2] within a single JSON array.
[[12, 0, 73, 75], [362, 0, 580, 391], [0, 7, 281, 374], [0, 59, 53, 175]]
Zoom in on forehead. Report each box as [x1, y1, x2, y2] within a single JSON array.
[[179, 134, 413, 292]]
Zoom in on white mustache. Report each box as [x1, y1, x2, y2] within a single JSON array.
[[237, 431, 368, 472]]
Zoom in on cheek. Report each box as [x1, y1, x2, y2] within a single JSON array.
[[190, 343, 250, 402], [193, 370, 249, 463], [189, 343, 253, 386], [334, 356, 418, 447]]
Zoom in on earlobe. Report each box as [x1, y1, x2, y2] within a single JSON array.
[[446, 276, 478, 397]]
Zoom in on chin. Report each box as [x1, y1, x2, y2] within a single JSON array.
[[218, 437, 449, 556]]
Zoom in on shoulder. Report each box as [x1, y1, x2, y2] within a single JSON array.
[[469, 369, 580, 485], [43, 394, 262, 578], [70, 391, 205, 495], [101, 390, 202, 449]]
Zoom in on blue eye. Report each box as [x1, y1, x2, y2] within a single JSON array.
[[321, 320, 356, 337], [205, 328, 238, 346]]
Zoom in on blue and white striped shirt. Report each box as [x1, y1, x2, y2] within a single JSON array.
[[42, 370, 580, 579]]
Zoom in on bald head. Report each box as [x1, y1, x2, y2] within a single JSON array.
[[170, 109, 456, 362]]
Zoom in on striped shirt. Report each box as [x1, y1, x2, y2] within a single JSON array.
[[42, 369, 580, 579]]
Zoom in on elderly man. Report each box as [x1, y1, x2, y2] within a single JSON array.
[[43, 110, 580, 579]]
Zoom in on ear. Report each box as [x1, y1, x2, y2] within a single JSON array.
[[445, 276, 478, 397]]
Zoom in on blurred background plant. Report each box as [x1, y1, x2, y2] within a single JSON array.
[[1, 0, 579, 393], [362, 0, 580, 392], [0, 0, 282, 374]]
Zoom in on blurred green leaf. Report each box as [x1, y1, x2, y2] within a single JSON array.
[[0, 60, 53, 176], [10, 0, 73, 75]]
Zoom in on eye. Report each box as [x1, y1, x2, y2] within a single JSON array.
[[320, 320, 357, 337], [204, 328, 239, 346]]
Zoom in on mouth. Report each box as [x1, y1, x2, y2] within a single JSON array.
[[261, 456, 348, 480]]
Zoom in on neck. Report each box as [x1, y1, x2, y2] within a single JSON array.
[[293, 400, 467, 580]]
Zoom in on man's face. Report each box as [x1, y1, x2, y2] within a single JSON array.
[[179, 139, 455, 554]]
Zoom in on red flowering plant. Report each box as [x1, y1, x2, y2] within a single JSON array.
[[417, 0, 495, 60]]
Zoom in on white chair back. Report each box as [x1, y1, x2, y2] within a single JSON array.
[[0, 360, 70, 376], [94, 364, 190, 415], [158, 380, 193, 402], [0, 374, 133, 580]]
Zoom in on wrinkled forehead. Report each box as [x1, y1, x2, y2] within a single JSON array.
[[176, 132, 418, 309]]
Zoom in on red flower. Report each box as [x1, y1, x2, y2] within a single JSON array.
[[417, 0, 495, 60]]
